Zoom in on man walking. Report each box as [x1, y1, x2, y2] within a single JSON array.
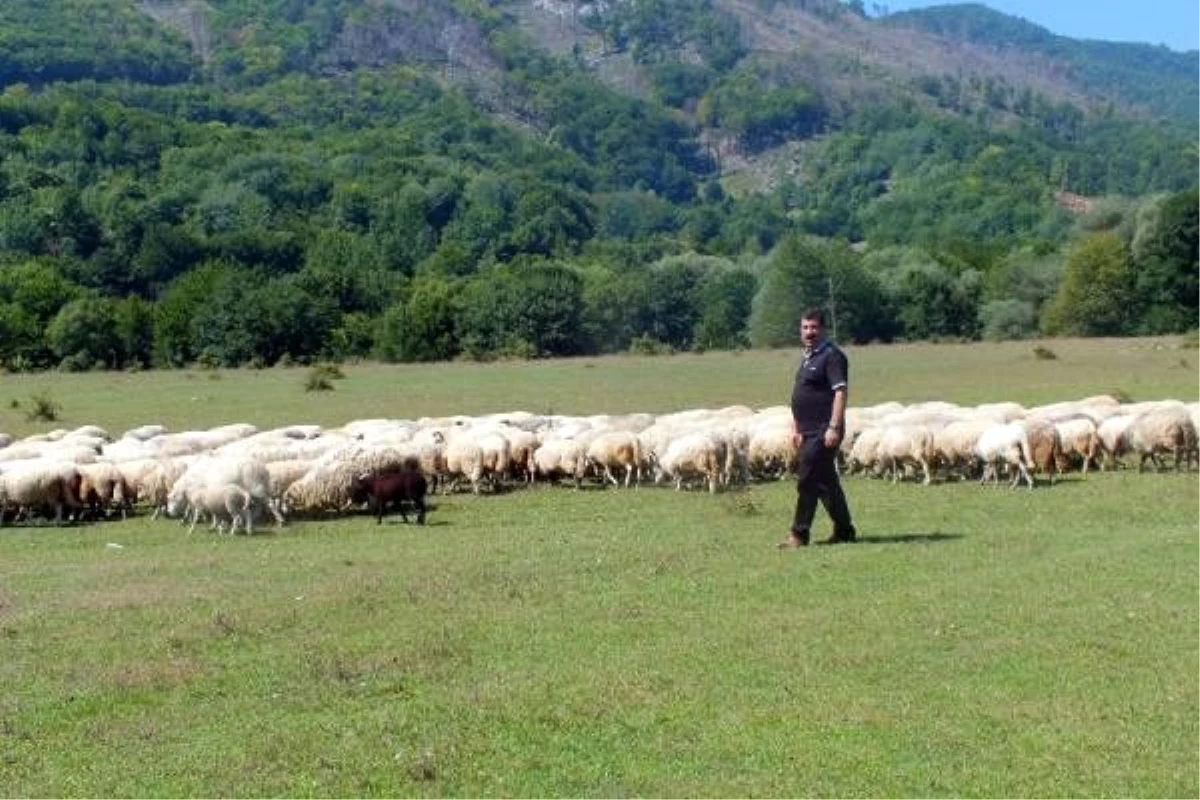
[[780, 307, 858, 547]]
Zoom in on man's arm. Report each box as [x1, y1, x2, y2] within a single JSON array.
[[824, 386, 847, 448]]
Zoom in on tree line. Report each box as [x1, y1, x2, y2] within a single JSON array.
[[0, 0, 1195, 372]]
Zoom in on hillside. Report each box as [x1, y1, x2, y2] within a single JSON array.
[[0, 0, 1195, 372]]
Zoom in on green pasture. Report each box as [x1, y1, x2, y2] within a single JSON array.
[[0, 337, 1197, 797]]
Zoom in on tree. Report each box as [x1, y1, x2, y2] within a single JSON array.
[[750, 235, 891, 347], [375, 274, 461, 363], [153, 262, 234, 366], [579, 266, 651, 354], [1129, 189, 1198, 333], [1042, 232, 1135, 335], [46, 296, 122, 370], [456, 263, 586, 358], [639, 259, 704, 350], [694, 267, 756, 350]]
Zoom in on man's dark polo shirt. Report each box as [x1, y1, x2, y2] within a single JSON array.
[[790, 339, 849, 436]]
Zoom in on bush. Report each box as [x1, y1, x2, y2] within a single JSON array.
[[304, 372, 334, 392], [311, 362, 345, 380], [25, 391, 62, 422], [628, 334, 674, 356], [979, 299, 1036, 341], [304, 363, 343, 392]]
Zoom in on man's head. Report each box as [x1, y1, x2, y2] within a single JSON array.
[[800, 307, 827, 348]]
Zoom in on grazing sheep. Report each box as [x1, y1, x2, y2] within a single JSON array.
[[283, 444, 417, 513], [1017, 418, 1062, 485], [975, 422, 1035, 490], [845, 425, 884, 477], [168, 482, 253, 535], [122, 424, 169, 441], [168, 456, 281, 532], [1123, 404, 1198, 472], [746, 422, 797, 480], [1095, 414, 1136, 470], [1053, 415, 1100, 474], [653, 431, 723, 494], [442, 437, 486, 495], [264, 458, 316, 518], [933, 418, 996, 480], [876, 423, 936, 485], [77, 461, 134, 520], [531, 438, 589, 489], [585, 431, 644, 489], [349, 468, 428, 524], [0, 461, 83, 525]]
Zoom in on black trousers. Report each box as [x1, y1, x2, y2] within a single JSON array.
[[791, 435, 855, 539]]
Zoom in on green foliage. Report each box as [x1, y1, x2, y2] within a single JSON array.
[[45, 296, 122, 370], [374, 274, 461, 363], [0, 0, 1193, 371], [24, 389, 60, 422], [699, 61, 827, 151], [1128, 189, 1199, 334], [693, 265, 757, 350], [874, 253, 984, 341], [304, 370, 334, 392], [457, 262, 586, 358], [627, 333, 674, 355], [979, 298, 1037, 341], [1042, 232, 1136, 335], [750, 235, 891, 347]]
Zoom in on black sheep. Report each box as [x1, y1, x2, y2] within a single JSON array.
[[349, 468, 428, 524]]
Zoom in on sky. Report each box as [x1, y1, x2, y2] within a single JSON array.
[[874, 0, 1200, 52]]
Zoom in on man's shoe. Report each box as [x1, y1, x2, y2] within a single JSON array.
[[818, 530, 857, 545], [778, 532, 809, 548]]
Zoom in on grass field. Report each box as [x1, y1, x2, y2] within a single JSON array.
[[0, 337, 1197, 797]]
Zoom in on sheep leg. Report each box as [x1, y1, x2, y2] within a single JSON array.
[[603, 465, 618, 488]]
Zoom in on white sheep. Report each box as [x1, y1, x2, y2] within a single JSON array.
[[585, 430, 644, 488], [975, 422, 1034, 489], [0, 461, 82, 525], [745, 422, 797, 480], [1123, 404, 1198, 472], [169, 482, 253, 535], [876, 423, 936, 485], [1053, 415, 1100, 474], [653, 431, 723, 494], [167, 456, 281, 532], [531, 438, 588, 489], [282, 444, 417, 512]]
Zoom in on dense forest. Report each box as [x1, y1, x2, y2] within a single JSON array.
[[0, 0, 1195, 371]]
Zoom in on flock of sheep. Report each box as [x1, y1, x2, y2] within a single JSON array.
[[0, 393, 1196, 531]]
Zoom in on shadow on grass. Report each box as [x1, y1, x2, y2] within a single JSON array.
[[856, 531, 965, 545]]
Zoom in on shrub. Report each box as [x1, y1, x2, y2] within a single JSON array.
[[628, 334, 674, 356], [311, 362, 345, 380], [304, 372, 334, 392], [25, 391, 61, 422], [304, 363, 343, 392], [979, 299, 1036, 341]]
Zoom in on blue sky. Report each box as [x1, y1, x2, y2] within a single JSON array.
[[874, 0, 1200, 52]]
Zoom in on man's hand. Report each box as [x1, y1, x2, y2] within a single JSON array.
[[823, 427, 842, 449]]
